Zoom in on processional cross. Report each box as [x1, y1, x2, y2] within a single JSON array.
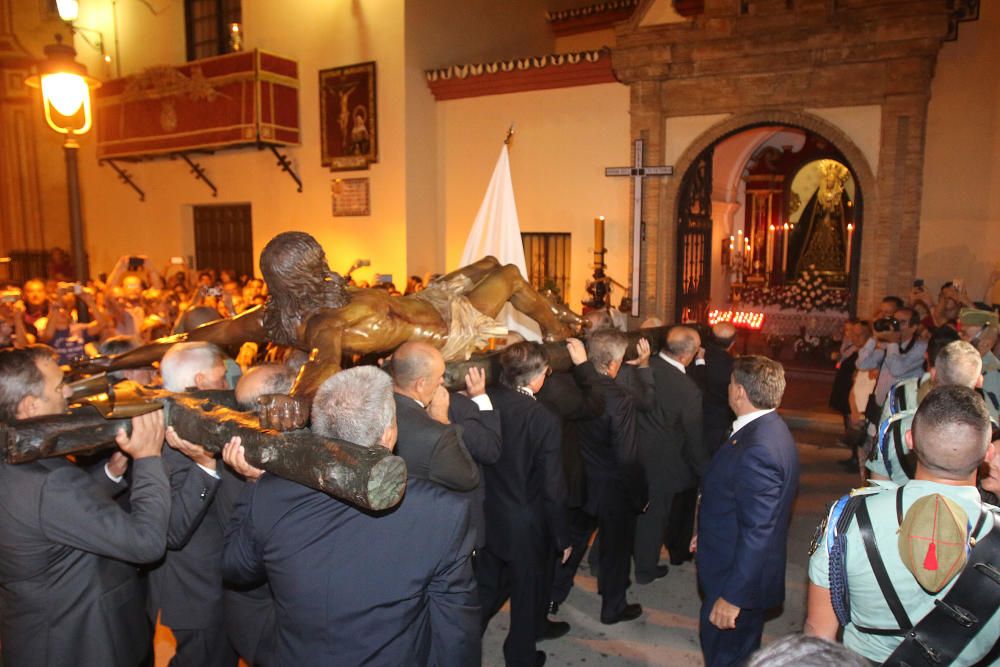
[[605, 138, 673, 317]]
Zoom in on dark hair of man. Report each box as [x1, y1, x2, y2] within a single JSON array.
[[882, 295, 904, 310], [0, 346, 55, 423], [99, 335, 141, 358], [856, 320, 872, 337], [173, 306, 221, 335], [895, 307, 918, 328], [926, 331, 960, 368], [587, 329, 627, 373], [732, 355, 786, 409], [911, 385, 990, 479], [499, 341, 548, 389], [747, 633, 868, 667], [259, 232, 349, 347]]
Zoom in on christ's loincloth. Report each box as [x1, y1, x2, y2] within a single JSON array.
[[414, 275, 507, 361]]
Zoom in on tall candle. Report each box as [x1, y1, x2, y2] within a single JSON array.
[[595, 216, 605, 254], [782, 223, 789, 273], [845, 223, 854, 272], [767, 224, 775, 274]]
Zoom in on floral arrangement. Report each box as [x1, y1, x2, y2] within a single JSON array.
[[740, 266, 849, 313]]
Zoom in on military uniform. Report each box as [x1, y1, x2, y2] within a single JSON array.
[[809, 481, 1000, 665], [981, 351, 1000, 422], [865, 409, 915, 485]]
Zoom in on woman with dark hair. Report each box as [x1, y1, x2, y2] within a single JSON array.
[[480, 342, 570, 667]]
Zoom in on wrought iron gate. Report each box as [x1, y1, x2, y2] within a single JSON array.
[[675, 149, 713, 323]]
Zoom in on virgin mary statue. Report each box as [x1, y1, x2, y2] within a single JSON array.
[[795, 160, 851, 279]]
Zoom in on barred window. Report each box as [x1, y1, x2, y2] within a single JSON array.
[[521, 232, 571, 305]]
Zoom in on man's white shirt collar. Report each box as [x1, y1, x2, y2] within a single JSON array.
[[659, 351, 687, 374], [730, 408, 775, 436]]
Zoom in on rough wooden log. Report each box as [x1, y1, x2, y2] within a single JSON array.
[[1, 389, 406, 512], [443, 325, 668, 389]]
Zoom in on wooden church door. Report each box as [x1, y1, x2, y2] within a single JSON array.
[[675, 149, 713, 323]]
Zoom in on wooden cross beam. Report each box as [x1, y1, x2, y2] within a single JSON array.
[[605, 138, 673, 317]]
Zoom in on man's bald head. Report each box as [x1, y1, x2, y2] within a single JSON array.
[[235, 364, 296, 411], [390, 342, 446, 404], [910, 385, 992, 480], [666, 326, 701, 365], [640, 316, 663, 329], [711, 322, 737, 349]]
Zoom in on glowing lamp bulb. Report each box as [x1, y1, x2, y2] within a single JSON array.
[[41, 72, 88, 117], [56, 0, 79, 22]]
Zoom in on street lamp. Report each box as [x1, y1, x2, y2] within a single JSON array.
[[24, 34, 100, 281]]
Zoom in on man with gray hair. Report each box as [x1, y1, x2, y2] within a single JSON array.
[[634, 325, 710, 583], [223, 366, 480, 665], [696, 355, 799, 667], [148, 340, 238, 667], [868, 339, 985, 485], [572, 330, 652, 623], [217, 363, 295, 667]]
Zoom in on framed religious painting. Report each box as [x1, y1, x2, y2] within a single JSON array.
[[319, 61, 377, 171]]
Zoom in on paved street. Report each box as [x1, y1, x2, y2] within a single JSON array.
[[483, 414, 857, 666]]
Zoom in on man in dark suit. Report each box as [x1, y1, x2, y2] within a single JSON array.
[[481, 342, 571, 667], [222, 366, 480, 665], [634, 325, 710, 583], [691, 322, 737, 455], [146, 342, 238, 667], [0, 346, 171, 667], [447, 366, 502, 552], [215, 363, 297, 667], [675, 322, 736, 567], [695, 355, 799, 667], [391, 341, 480, 492], [573, 331, 651, 624]]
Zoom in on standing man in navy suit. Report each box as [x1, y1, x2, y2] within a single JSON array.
[[694, 355, 799, 667]]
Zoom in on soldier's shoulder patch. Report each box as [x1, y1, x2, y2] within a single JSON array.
[[849, 484, 887, 497], [809, 513, 829, 556]]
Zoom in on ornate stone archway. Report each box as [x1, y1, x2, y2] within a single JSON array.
[[612, 0, 955, 320], [663, 111, 878, 317]]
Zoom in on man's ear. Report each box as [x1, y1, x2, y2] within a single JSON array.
[[928, 367, 937, 382], [904, 427, 914, 452], [15, 394, 37, 420], [380, 420, 398, 451], [976, 374, 984, 389], [985, 441, 996, 463], [193, 371, 206, 390]]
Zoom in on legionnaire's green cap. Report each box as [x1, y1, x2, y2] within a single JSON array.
[[958, 308, 999, 328], [898, 493, 969, 593]]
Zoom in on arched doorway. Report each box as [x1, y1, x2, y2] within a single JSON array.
[[666, 111, 878, 322]]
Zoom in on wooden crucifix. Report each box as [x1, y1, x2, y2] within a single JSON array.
[[605, 138, 673, 317]]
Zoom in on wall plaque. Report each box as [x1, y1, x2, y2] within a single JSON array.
[[331, 178, 370, 217]]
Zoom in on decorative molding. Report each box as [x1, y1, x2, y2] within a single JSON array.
[[425, 50, 617, 101], [545, 0, 639, 36], [946, 0, 980, 41]]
